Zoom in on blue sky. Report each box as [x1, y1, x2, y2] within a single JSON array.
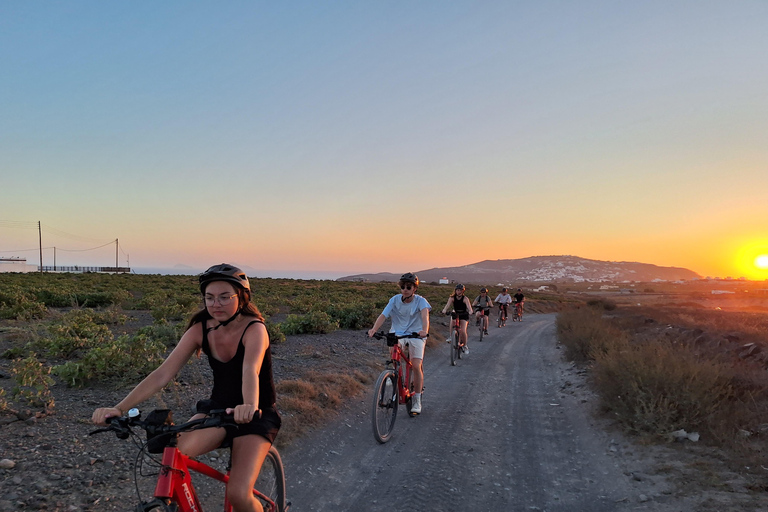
[[2, 1, 767, 279]]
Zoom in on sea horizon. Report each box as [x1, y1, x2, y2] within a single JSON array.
[[132, 267, 350, 281]]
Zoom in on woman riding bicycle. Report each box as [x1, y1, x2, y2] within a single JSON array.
[[494, 287, 512, 322], [441, 283, 472, 354], [367, 272, 431, 415], [472, 288, 493, 335], [92, 264, 280, 512]]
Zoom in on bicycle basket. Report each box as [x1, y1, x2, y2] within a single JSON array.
[[386, 333, 399, 347], [145, 409, 174, 454]]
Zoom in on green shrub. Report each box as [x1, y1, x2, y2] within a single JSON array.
[[137, 320, 185, 347], [41, 309, 114, 358], [0, 286, 47, 320], [265, 320, 286, 344], [11, 354, 55, 409], [281, 311, 339, 335], [54, 333, 166, 387], [325, 302, 378, 330]]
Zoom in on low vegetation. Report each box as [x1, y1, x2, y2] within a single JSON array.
[[0, 272, 564, 438], [557, 302, 768, 450]]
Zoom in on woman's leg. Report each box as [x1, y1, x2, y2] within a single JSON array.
[[227, 435, 272, 512], [177, 413, 228, 458], [459, 319, 468, 346]]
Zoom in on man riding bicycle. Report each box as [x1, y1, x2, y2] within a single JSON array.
[[494, 287, 512, 322], [367, 273, 430, 415], [513, 288, 525, 319], [472, 288, 493, 335]]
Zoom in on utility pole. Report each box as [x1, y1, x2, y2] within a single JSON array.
[[54, 247, 56, 271], [38, 221, 43, 273], [115, 239, 118, 268]]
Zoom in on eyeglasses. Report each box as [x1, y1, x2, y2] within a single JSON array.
[[204, 294, 237, 306], [400, 284, 414, 290]]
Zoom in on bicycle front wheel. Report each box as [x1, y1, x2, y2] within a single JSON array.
[[450, 331, 458, 366], [255, 445, 286, 512], [372, 369, 399, 443]]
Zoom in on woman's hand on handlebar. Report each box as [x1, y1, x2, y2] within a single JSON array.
[[367, 328, 377, 338], [92, 407, 122, 426], [226, 404, 260, 424]]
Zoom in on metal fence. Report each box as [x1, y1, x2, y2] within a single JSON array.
[[38, 266, 131, 273]]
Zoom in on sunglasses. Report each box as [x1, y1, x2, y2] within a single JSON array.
[[400, 284, 414, 290]]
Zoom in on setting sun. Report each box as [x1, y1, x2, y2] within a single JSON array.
[[734, 240, 768, 280]]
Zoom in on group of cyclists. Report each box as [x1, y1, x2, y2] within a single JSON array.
[[91, 265, 525, 511], [440, 283, 524, 355], [367, 272, 525, 415]]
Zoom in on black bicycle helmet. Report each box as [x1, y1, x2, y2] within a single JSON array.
[[455, 283, 465, 290], [480, 287, 487, 293], [399, 272, 419, 287], [199, 264, 250, 294]]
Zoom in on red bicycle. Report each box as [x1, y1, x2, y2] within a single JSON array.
[[370, 331, 423, 443], [448, 313, 463, 366], [497, 303, 508, 327], [90, 408, 287, 511], [513, 302, 524, 321]]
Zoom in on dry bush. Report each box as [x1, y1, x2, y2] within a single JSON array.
[[556, 307, 628, 362], [592, 341, 734, 437], [275, 369, 371, 447]]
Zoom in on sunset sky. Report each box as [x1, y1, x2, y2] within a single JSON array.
[[2, 2, 767, 280]]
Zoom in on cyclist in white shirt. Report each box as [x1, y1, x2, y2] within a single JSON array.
[[368, 273, 430, 414], [495, 287, 513, 323]]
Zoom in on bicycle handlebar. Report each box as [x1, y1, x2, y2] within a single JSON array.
[[371, 331, 425, 341], [89, 408, 246, 440]]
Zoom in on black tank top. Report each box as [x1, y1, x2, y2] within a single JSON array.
[[453, 294, 468, 313], [202, 319, 277, 411]]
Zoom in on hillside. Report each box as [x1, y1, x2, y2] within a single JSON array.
[[338, 255, 701, 285]]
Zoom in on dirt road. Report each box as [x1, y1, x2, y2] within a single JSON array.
[[280, 313, 675, 512]]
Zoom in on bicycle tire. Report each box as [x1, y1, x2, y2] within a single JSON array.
[[497, 313, 503, 328], [371, 369, 399, 443], [255, 445, 287, 512], [450, 330, 458, 366], [479, 323, 484, 342]]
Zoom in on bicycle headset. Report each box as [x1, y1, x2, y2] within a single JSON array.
[[199, 263, 251, 329]]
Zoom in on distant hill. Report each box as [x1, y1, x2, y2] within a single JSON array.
[[338, 255, 701, 285]]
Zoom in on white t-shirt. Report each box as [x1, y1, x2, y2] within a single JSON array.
[[495, 293, 512, 304], [382, 294, 431, 336]]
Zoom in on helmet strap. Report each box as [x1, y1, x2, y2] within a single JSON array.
[[209, 310, 241, 331]]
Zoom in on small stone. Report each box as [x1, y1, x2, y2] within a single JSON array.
[[0, 459, 15, 469]]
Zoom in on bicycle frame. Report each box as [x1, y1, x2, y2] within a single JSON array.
[[91, 411, 286, 512], [388, 341, 413, 405], [147, 445, 277, 512], [498, 303, 507, 326]]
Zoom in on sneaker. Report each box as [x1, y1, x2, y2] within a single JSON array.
[[464, 346, 470, 355], [411, 394, 422, 414], [484, 329, 489, 335]]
